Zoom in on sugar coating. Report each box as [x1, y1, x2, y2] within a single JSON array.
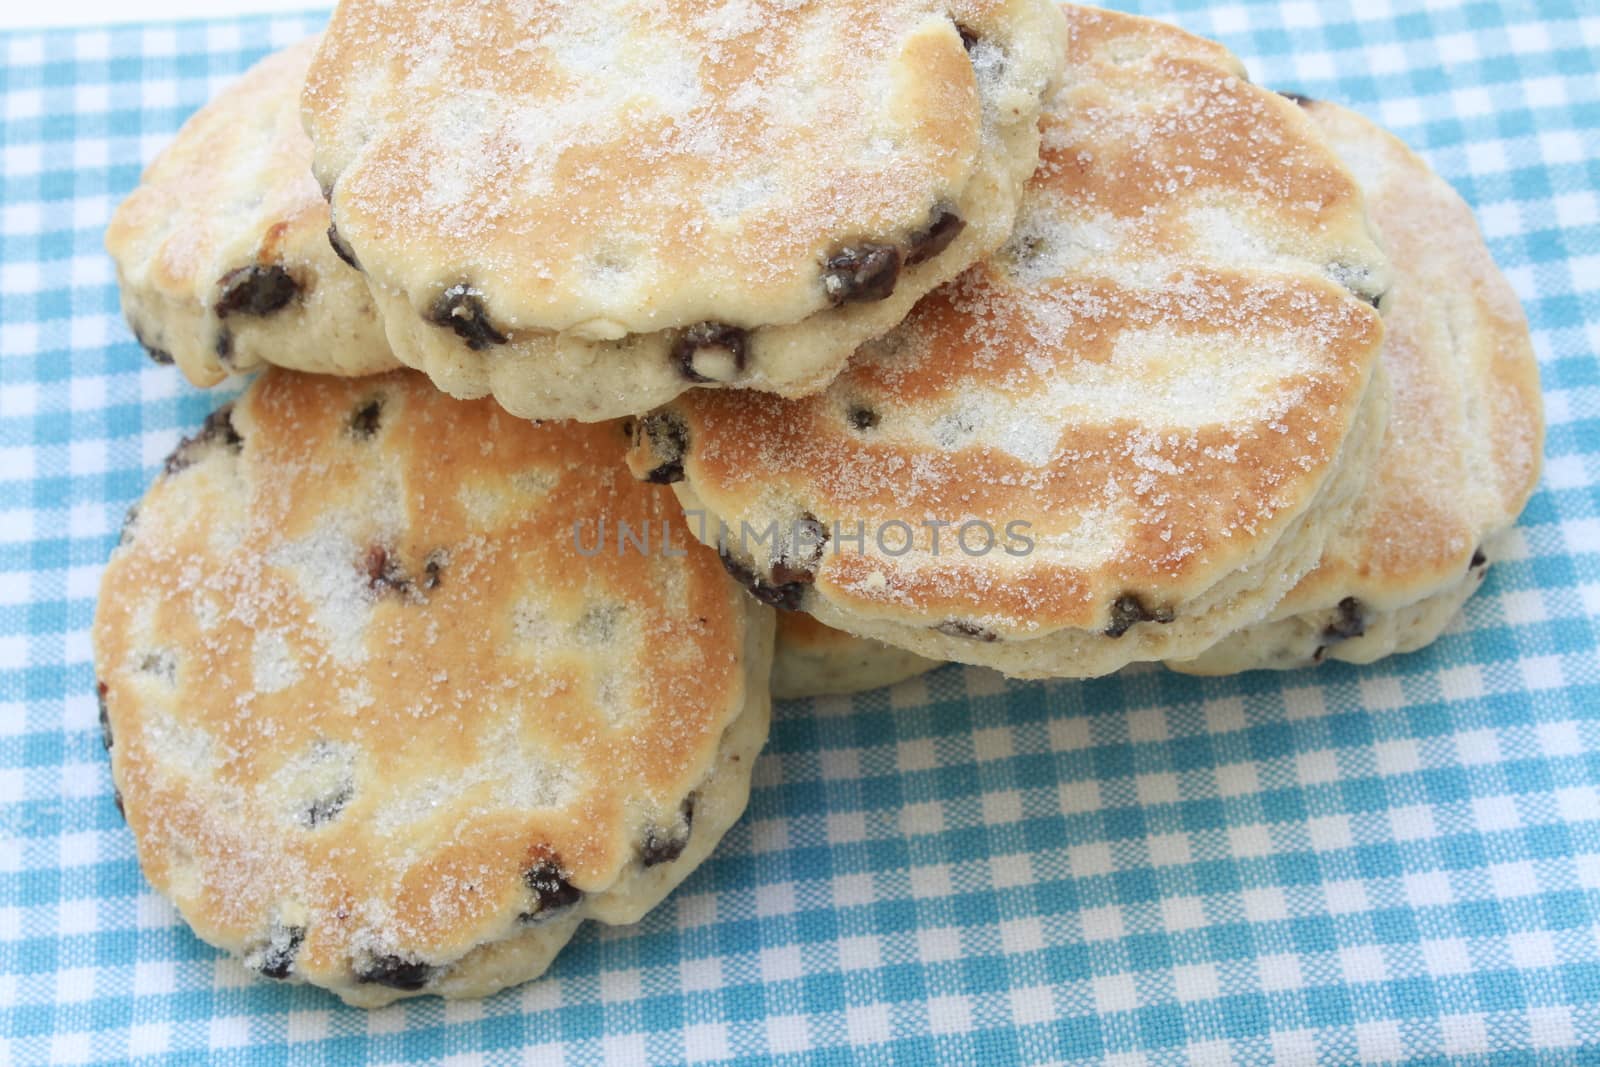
[[93, 370, 774, 1006], [643, 6, 1392, 677], [1261, 101, 1543, 615], [104, 37, 396, 386], [303, 0, 1066, 420], [690, 380, 1388, 680], [1169, 102, 1544, 674]]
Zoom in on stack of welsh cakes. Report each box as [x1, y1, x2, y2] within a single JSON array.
[[95, 3, 1543, 1005]]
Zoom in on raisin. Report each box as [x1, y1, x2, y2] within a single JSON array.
[[521, 860, 583, 923], [1322, 597, 1366, 642], [349, 399, 383, 440], [364, 545, 409, 594], [163, 404, 242, 475], [935, 620, 998, 642], [672, 322, 748, 383], [633, 412, 689, 485], [1104, 594, 1175, 639], [428, 284, 506, 350], [770, 514, 828, 587], [303, 781, 353, 828], [96, 682, 112, 751], [215, 265, 298, 319], [1326, 262, 1385, 308], [256, 926, 305, 980], [718, 544, 806, 611], [823, 244, 902, 305], [905, 209, 965, 267], [118, 503, 140, 546], [133, 330, 174, 366], [640, 797, 696, 868], [356, 955, 436, 991]]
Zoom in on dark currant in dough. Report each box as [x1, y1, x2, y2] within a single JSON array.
[[632, 412, 689, 485], [1322, 597, 1366, 642], [363, 545, 409, 594], [256, 926, 305, 980], [429, 284, 507, 350], [905, 208, 966, 267], [770, 514, 829, 587], [1104, 594, 1175, 639], [356, 955, 436, 991], [163, 404, 243, 475], [215, 265, 299, 318], [935, 620, 999, 642], [96, 681, 113, 751], [848, 406, 879, 431], [823, 243, 902, 305], [422, 552, 445, 591], [717, 544, 806, 611], [133, 329, 175, 366], [303, 781, 353, 828], [640, 796, 696, 868], [672, 322, 748, 383], [521, 860, 583, 923], [349, 399, 383, 440]]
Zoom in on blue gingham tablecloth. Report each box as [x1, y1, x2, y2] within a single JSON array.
[[1, 2, 1598, 1064]]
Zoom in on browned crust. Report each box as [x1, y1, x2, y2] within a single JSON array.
[[94, 371, 758, 981], [654, 5, 1388, 636], [302, 1, 1035, 335]]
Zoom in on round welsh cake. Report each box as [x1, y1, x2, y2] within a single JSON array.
[[629, 4, 1391, 679], [301, 0, 1066, 421], [1169, 101, 1544, 674], [105, 38, 396, 387], [93, 370, 773, 1007]]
